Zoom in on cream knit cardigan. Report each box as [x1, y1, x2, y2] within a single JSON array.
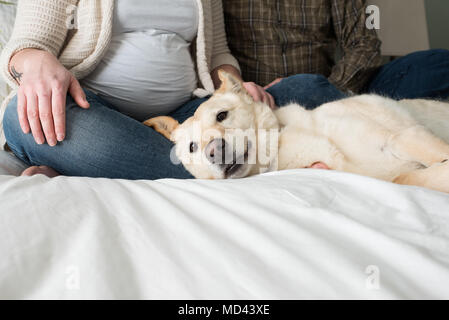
[[0, 0, 240, 150]]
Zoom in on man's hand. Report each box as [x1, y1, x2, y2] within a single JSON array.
[[263, 77, 284, 90], [243, 82, 278, 110], [10, 48, 90, 146]]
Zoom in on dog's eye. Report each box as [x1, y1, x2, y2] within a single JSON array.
[[189, 142, 198, 153], [216, 111, 228, 122]]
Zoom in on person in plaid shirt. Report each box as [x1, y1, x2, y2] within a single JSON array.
[[223, 0, 449, 109]]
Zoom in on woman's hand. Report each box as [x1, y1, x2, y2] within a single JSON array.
[[9, 48, 90, 146], [243, 82, 277, 110]]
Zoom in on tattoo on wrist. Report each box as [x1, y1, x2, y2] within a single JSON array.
[[11, 66, 23, 83]]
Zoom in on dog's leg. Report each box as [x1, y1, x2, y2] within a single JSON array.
[[388, 126, 449, 167], [393, 161, 449, 193], [278, 127, 346, 171]]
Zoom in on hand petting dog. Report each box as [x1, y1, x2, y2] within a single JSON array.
[[211, 65, 277, 110], [144, 70, 449, 193], [242, 82, 277, 110]]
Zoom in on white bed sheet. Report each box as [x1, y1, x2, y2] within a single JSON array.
[[0, 169, 448, 299], [0, 150, 28, 176]]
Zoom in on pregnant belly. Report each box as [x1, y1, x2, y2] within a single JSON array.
[[81, 31, 198, 121]]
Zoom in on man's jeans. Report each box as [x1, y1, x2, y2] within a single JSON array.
[[4, 49, 449, 179]]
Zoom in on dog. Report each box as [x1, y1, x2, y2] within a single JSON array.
[[144, 70, 449, 193]]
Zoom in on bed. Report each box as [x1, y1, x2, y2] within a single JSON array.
[[1, 153, 449, 299], [1, 1, 449, 300]]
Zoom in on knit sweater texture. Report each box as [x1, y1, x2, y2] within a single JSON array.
[[0, 0, 239, 149]]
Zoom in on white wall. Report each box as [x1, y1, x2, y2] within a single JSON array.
[[369, 0, 430, 56], [425, 0, 449, 50]]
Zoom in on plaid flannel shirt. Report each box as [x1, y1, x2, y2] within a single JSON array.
[[224, 0, 383, 93]]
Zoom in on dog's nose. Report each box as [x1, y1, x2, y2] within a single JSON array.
[[205, 138, 227, 164]]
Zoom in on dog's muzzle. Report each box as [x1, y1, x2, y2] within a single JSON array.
[[205, 138, 251, 178]]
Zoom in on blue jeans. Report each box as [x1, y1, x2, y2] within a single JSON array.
[[267, 49, 449, 106], [3, 74, 344, 179], [4, 49, 449, 179], [365, 49, 449, 99]]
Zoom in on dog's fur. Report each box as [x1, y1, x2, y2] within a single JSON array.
[[144, 71, 449, 193]]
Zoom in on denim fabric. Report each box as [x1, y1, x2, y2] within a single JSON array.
[[4, 49, 449, 179], [4, 75, 342, 180], [366, 49, 449, 100], [3, 92, 201, 179], [266, 74, 347, 109], [3, 74, 342, 179]]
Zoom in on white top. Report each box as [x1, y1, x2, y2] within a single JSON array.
[[0, 0, 242, 150], [81, 0, 199, 120]]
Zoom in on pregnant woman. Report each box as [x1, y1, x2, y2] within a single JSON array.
[[0, 0, 345, 179]]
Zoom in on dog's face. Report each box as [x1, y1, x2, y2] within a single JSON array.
[[144, 71, 279, 179]]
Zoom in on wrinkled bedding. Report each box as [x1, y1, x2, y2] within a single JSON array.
[[0, 169, 448, 299], [0, 150, 27, 176]]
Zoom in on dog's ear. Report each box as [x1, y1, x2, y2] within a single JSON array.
[[143, 116, 179, 141], [217, 70, 245, 94]]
